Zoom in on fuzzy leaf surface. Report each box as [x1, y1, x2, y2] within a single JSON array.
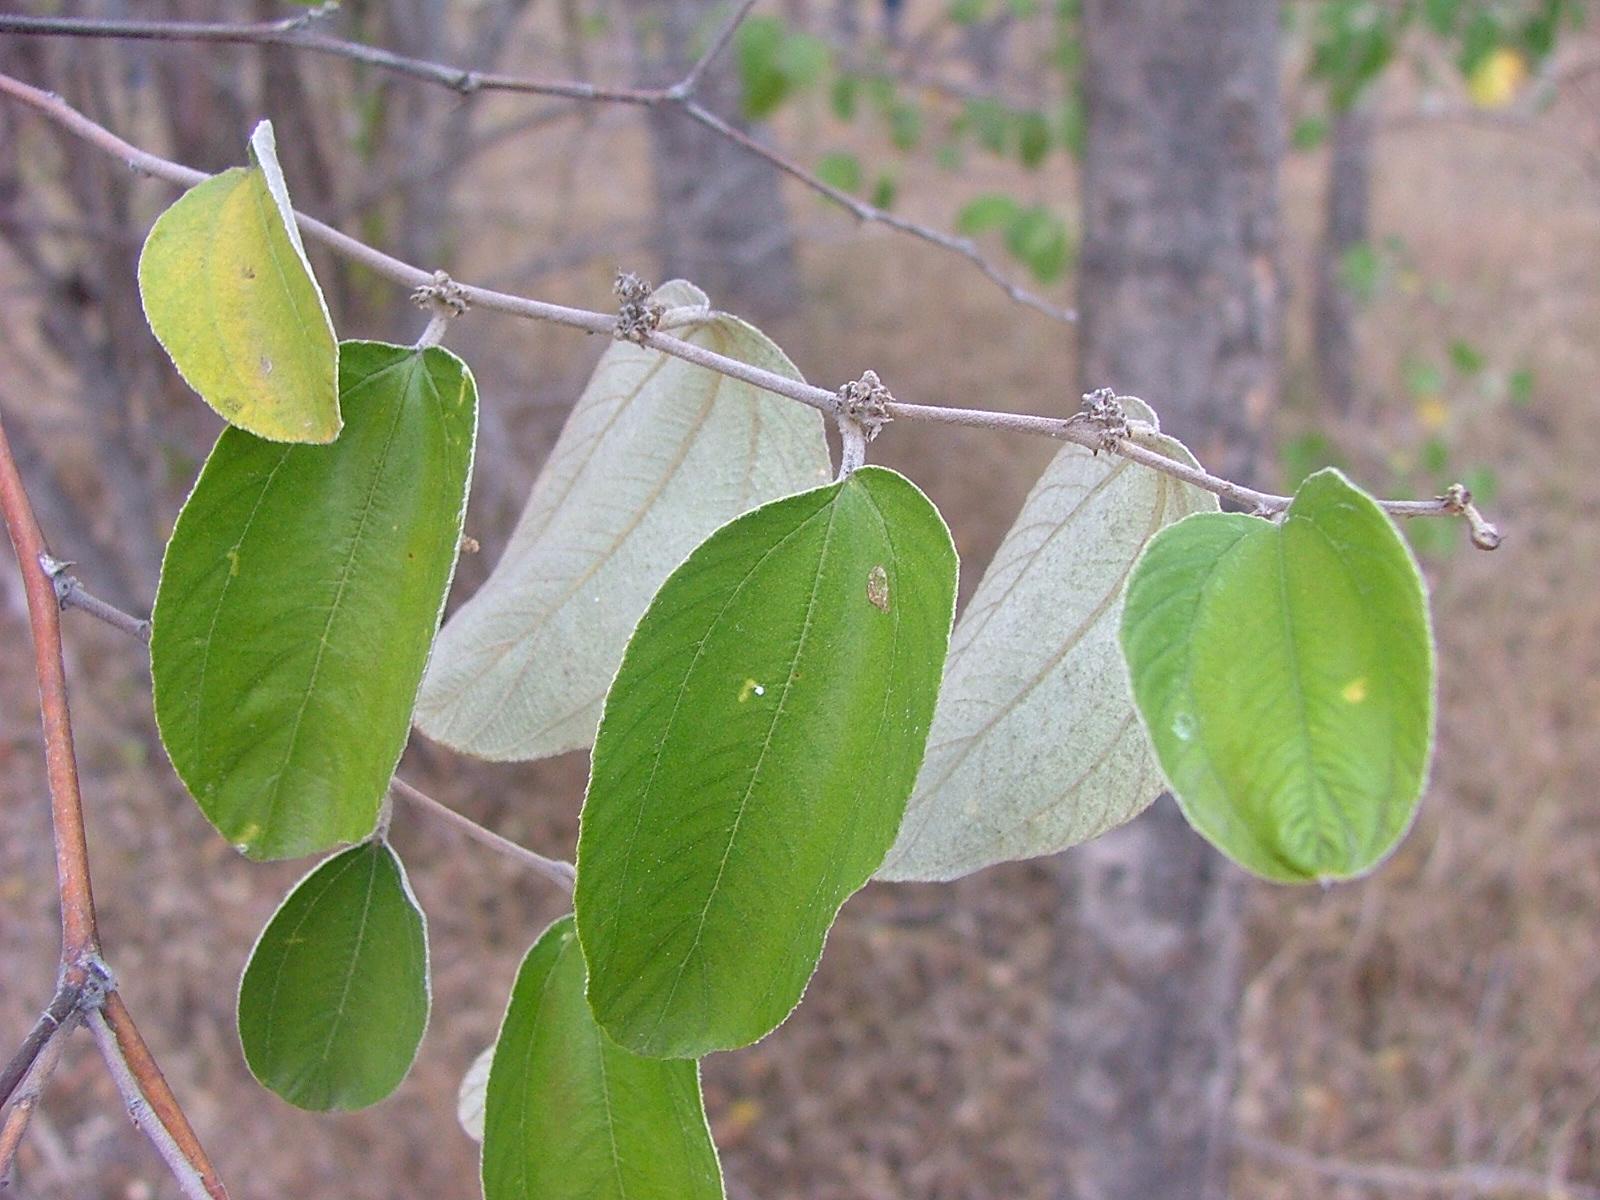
[[416, 281, 830, 762], [881, 398, 1216, 880]]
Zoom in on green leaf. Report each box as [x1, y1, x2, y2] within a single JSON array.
[[576, 466, 957, 1057], [736, 16, 790, 118], [887, 101, 922, 150], [830, 73, 859, 120], [870, 172, 899, 211], [482, 917, 723, 1200], [416, 282, 829, 762], [1448, 338, 1485, 375], [816, 151, 863, 194], [1292, 115, 1330, 150], [1120, 469, 1435, 883], [152, 342, 477, 859], [1005, 205, 1071, 283], [237, 841, 429, 1110], [956, 193, 1021, 236], [777, 32, 832, 90], [1017, 110, 1052, 168], [880, 400, 1216, 881], [138, 121, 339, 444]]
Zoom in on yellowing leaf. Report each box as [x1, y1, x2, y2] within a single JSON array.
[[1468, 48, 1528, 110], [138, 120, 339, 443]]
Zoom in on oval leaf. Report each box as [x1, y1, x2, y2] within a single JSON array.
[[881, 399, 1216, 881], [576, 466, 957, 1057], [482, 916, 723, 1200], [415, 280, 830, 762], [138, 121, 340, 443], [152, 342, 477, 859], [1120, 468, 1435, 882], [237, 841, 429, 1110]]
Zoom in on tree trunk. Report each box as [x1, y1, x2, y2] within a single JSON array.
[[1054, 3, 1282, 1199], [1314, 102, 1375, 416], [627, 0, 803, 322]]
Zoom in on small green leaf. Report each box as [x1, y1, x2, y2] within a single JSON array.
[[1292, 115, 1330, 150], [152, 342, 477, 859], [887, 101, 922, 150], [956, 193, 1021, 236], [871, 172, 899, 211], [1120, 469, 1435, 882], [1005, 206, 1071, 283], [1017, 111, 1051, 168], [576, 467, 957, 1057], [830, 73, 859, 120], [138, 121, 339, 443], [238, 841, 429, 1110], [816, 151, 864, 193], [736, 16, 790, 118], [482, 917, 723, 1200], [1448, 339, 1485, 375]]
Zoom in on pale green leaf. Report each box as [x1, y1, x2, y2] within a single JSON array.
[[415, 281, 830, 762], [138, 120, 339, 443], [880, 399, 1216, 881], [237, 841, 429, 1110], [151, 342, 477, 860], [576, 466, 957, 1057], [482, 916, 723, 1200], [1120, 468, 1435, 882]]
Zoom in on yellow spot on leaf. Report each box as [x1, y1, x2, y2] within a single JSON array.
[[738, 678, 766, 702], [226, 547, 241, 576], [1342, 677, 1368, 704]]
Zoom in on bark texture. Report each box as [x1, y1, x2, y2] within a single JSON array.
[[1315, 102, 1376, 416], [1055, 3, 1283, 1198], [628, 0, 803, 322]]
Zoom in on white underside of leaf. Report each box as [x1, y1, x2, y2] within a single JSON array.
[[415, 281, 831, 761], [877, 398, 1217, 881], [457, 1043, 494, 1142]]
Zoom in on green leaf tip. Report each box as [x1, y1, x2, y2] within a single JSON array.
[[1121, 467, 1435, 883], [138, 118, 340, 443], [576, 466, 958, 1057]]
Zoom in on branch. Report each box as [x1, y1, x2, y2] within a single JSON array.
[[0, 404, 229, 1200], [23, 567, 581, 893], [390, 780, 576, 895], [0, 985, 77, 1111], [0, 73, 1499, 546], [0, 1010, 77, 1184], [0, 10, 1073, 321], [86, 1007, 213, 1200], [1236, 1132, 1600, 1200]]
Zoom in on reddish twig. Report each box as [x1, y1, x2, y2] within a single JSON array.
[[0, 404, 228, 1198]]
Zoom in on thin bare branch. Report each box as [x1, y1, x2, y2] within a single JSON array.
[[390, 779, 577, 895], [674, 0, 763, 99], [0, 405, 98, 965], [1236, 1132, 1600, 1200], [0, 11, 1073, 321], [0, 1010, 78, 1184], [0, 985, 78, 1111], [0, 72, 1499, 545], [86, 1007, 214, 1200], [40, 556, 151, 641]]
